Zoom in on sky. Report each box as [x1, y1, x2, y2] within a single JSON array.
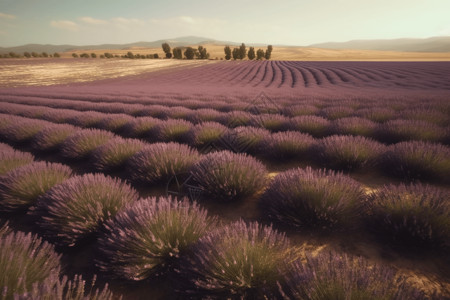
[[0, 0, 449, 47]]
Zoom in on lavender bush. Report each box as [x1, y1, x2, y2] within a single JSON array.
[[61, 129, 115, 160], [279, 251, 423, 300], [0, 142, 14, 152], [31, 124, 76, 152], [0, 162, 72, 212], [330, 117, 377, 137], [187, 122, 228, 149], [0, 150, 34, 176], [91, 137, 145, 171], [0, 231, 61, 299], [96, 114, 134, 134], [0, 220, 9, 237], [97, 196, 217, 280], [32, 173, 139, 247], [354, 107, 395, 123], [313, 135, 386, 171], [68, 111, 105, 128], [178, 220, 296, 299], [0, 119, 48, 144], [187, 108, 222, 123], [252, 114, 290, 132], [284, 104, 320, 117], [289, 116, 331, 138], [190, 151, 268, 202], [376, 119, 446, 144], [120, 116, 161, 139], [380, 141, 450, 182], [260, 131, 315, 161], [223, 126, 271, 154], [365, 184, 450, 250], [15, 274, 119, 300], [151, 119, 193, 143], [127, 143, 200, 184], [320, 106, 354, 120], [261, 167, 365, 230]]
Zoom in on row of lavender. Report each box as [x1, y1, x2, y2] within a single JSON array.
[[1, 114, 449, 251], [1, 93, 449, 126], [0, 143, 444, 299], [1, 106, 449, 183], [0, 95, 448, 146]]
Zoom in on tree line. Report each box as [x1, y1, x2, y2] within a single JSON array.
[[72, 52, 159, 59], [162, 43, 210, 60], [0, 52, 61, 58], [224, 44, 272, 60]]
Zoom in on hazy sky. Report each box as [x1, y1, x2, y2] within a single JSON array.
[[1, 0, 449, 47]]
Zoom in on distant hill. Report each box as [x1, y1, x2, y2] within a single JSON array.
[[0, 36, 240, 54], [2, 35, 450, 55], [309, 36, 450, 52]]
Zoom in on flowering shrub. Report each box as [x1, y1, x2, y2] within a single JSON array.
[[178, 220, 297, 299], [354, 107, 395, 123], [127, 143, 200, 184], [260, 131, 315, 161], [365, 184, 450, 250], [320, 106, 354, 120], [0, 149, 34, 175], [223, 126, 271, 154], [380, 141, 450, 182], [190, 151, 268, 202], [31, 124, 76, 152], [260, 167, 365, 230], [187, 122, 228, 149], [97, 196, 217, 279], [61, 129, 115, 160], [96, 114, 134, 133], [330, 117, 377, 137], [289, 116, 331, 138], [32, 173, 139, 246], [313, 135, 386, 171], [91, 137, 145, 171], [152, 119, 193, 143], [0, 119, 48, 144], [0, 161, 72, 212], [279, 251, 423, 299], [121, 116, 161, 138], [0, 231, 61, 299], [376, 119, 446, 143], [15, 274, 119, 300]]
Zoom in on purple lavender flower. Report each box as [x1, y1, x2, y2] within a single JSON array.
[[260, 131, 315, 161], [31, 124, 76, 152], [380, 141, 450, 182], [190, 150, 268, 202], [0, 161, 72, 212], [60, 129, 115, 160], [32, 173, 139, 247], [127, 143, 200, 184], [90, 137, 145, 171], [279, 251, 423, 299], [261, 167, 365, 230], [0, 231, 61, 299], [289, 115, 331, 138], [313, 135, 386, 171], [0, 149, 34, 175], [97, 196, 217, 280], [365, 183, 449, 250], [178, 220, 296, 299]]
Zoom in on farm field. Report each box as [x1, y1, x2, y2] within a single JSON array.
[[0, 59, 450, 299]]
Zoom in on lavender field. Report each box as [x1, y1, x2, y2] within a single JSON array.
[[0, 60, 449, 299]]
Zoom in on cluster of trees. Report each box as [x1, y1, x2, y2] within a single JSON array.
[[0, 51, 60, 58], [224, 44, 273, 60], [71, 52, 159, 59], [162, 43, 210, 60]]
